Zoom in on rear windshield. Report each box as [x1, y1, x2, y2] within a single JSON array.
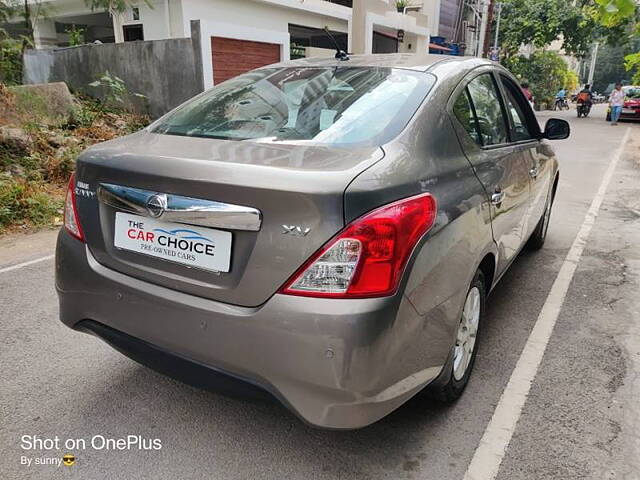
[[152, 67, 435, 146], [625, 88, 640, 98]]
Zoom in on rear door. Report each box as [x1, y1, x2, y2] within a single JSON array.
[[497, 74, 552, 239], [449, 69, 531, 275]]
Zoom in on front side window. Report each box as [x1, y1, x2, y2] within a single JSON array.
[[466, 73, 509, 146], [500, 76, 534, 141], [153, 67, 436, 147]]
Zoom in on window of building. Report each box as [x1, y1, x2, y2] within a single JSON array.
[[53, 12, 115, 45], [288, 24, 348, 59], [123, 24, 144, 42], [132, 7, 140, 21], [372, 31, 398, 54]]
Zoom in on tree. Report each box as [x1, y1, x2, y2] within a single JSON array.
[[498, 0, 597, 58], [0, 0, 41, 52], [589, 0, 640, 87], [503, 51, 573, 106], [591, 40, 640, 91], [0, 0, 17, 23], [563, 69, 579, 92], [625, 52, 640, 84], [497, 0, 639, 59], [591, 0, 637, 29]]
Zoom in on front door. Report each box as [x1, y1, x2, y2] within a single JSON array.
[[450, 70, 531, 275], [498, 74, 553, 238]]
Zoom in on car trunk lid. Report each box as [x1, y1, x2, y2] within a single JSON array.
[[74, 131, 383, 307]]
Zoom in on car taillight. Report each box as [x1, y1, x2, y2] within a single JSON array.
[[64, 172, 84, 242], [280, 193, 437, 298]]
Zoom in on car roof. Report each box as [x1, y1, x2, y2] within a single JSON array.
[[269, 53, 493, 74]]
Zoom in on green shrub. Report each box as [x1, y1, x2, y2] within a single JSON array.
[[0, 179, 24, 227], [0, 178, 63, 231], [23, 191, 62, 226], [66, 24, 85, 47], [88, 71, 147, 113], [47, 146, 79, 180], [0, 35, 23, 86], [503, 51, 573, 108], [71, 99, 100, 128]]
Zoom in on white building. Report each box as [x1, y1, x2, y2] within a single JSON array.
[[6, 0, 441, 88]]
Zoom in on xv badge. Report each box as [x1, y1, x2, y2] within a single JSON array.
[[281, 225, 311, 237]]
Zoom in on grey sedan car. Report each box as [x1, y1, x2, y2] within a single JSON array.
[[56, 54, 569, 429]]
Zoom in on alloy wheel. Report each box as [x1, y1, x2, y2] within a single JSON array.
[[453, 286, 481, 381]]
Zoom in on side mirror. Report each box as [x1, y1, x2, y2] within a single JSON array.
[[543, 118, 570, 140]]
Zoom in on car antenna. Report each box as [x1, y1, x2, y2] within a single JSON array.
[[323, 26, 349, 61]]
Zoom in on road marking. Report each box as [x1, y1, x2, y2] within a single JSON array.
[[463, 127, 632, 480], [0, 255, 54, 274]]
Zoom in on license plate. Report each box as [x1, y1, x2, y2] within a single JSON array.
[[622, 108, 635, 114], [114, 212, 232, 272]]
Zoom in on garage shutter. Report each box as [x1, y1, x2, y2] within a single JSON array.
[[211, 37, 281, 84]]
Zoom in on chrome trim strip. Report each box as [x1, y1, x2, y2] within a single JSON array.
[[97, 184, 262, 231]]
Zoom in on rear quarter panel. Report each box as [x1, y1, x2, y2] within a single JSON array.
[[343, 75, 495, 388]]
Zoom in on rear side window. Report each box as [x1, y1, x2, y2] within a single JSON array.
[[152, 67, 436, 147], [466, 73, 509, 146], [500, 75, 535, 141]]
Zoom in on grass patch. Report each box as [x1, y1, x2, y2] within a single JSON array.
[[0, 178, 64, 231]]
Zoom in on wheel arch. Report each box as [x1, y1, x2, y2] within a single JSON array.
[[478, 252, 496, 294], [552, 172, 560, 201]]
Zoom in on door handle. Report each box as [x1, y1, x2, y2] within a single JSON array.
[[491, 190, 505, 206], [529, 166, 539, 179]]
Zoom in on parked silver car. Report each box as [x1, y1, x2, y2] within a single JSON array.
[[56, 54, 569, 429]]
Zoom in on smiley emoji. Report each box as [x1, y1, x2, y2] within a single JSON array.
[[62, 454, 75, 466]]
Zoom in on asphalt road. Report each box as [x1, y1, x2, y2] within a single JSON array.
[[1, 104, 639, 480]]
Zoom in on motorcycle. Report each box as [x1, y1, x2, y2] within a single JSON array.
[[576, 100, 591, 118], [554, 97, 569, 111]]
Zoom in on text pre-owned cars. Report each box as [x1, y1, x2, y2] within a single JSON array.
[[56, 54, 569, 429]]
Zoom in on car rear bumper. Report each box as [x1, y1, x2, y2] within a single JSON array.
[[75, 319, 274, 400], [55, 229, 454, 429]]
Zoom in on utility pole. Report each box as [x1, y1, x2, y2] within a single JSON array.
[[482, 0, 494, 58], [587, 42, 599, 86], [476, 0, 490, 57], [493, 2, 502, 51]]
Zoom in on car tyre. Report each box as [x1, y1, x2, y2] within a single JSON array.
[[427, 270, 485, 403], [527, 189, 554, 250]]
